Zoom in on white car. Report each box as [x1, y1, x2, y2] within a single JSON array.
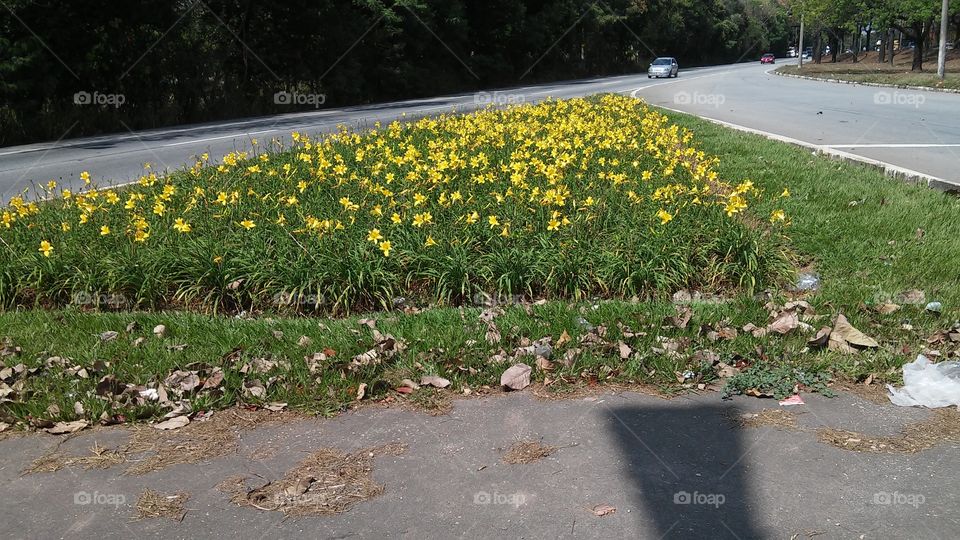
[[648, 57, 679, 79]]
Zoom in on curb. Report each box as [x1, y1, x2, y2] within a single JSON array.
[[656, 105, 960, 194], [772, 69, 960, 95]]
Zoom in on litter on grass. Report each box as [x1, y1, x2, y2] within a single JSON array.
[[887, 355, 960, 408]]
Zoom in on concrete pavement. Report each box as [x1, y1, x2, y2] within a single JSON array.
[[1, 389, 957, 539]]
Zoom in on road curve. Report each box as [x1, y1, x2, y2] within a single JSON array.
[[2, 60, 958, 201]]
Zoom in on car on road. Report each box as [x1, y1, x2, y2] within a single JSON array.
[[802, 47, 813, 60], [760, 53, 775, 64], [648, 57, 679, 78], [787, 47, 797, 58]]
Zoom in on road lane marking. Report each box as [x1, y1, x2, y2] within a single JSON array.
[[826, 143, 960, 149]]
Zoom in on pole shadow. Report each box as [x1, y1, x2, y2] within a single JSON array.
[[607, 402, 765, 539]]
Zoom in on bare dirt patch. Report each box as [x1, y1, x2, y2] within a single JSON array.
[[502, 439, 558, 464], [219, 442, 406, 516], [134, 489, 190, 521]]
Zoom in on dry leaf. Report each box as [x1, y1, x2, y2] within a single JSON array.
[[556, 330, 571, 348], [500, 364, 532, 391], [671, 307, 693, 329], [153, 416, 190, 431], [808, 327, 832, 348], [536, 356, 555, 371], [355, 383, 368, 401], [99, 331, 119, 342], [44, 420, 89, 434], [767, 311, 799, 335], [153, 325, 168, 338], [829, 314, 879, 353], [297, 336, 313, 348], [618, 341, 632, 359], [420, 375, 451, 388], [485, 323, 502, 345], [875, 303, 901, 315], [592, 504, 616, 517], [264, 402, 288, 412], [716, 362, 740, 378]]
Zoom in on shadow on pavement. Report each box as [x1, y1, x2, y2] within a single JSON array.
[[607, 402, 764, 539]]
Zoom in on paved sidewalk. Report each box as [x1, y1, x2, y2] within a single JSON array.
[[1, 389, 957, 539]]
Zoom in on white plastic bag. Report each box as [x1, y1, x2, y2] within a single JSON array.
[[887, 355, 960, 408]]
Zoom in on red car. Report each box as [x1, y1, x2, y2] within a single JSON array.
[[760, 53, 776, 64]]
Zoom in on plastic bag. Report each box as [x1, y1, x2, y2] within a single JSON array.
[[887, 355, 960, 408]]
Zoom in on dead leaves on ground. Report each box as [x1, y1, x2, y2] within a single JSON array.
[[134, 489, 190, 521], [220, 443, 406, 516]]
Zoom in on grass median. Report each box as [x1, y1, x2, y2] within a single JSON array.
[[2, 97, 959, 432]]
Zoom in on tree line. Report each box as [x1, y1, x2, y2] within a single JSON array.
[[1, 0, 791, 146], [793, 0, 960, 71]]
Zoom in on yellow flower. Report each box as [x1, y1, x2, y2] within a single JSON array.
[[641, 171, 652, 181], [487, 215, 499, 228], [656, 209, 673, 224], [79, 213, 89, 224], [80, 171, 91, 184], [239, 219, 256, 230], [424, 235, 437, 247], [500, 225, 510, 237], [134, 229, 150, 243], [46, 180, 57, 191], [412, 212, 433, 227], [174, 218, 192, 233], [367, 229, 383, 243], [285, 195, 299, 206], [63, 189, 72, 200], [781, 188, 790, 198], [465, 211, 479, 224], [100, 225, 111, 236], [379, 240, 392, 257], [770, 209, 788, 223], [391, 212, 402, 225], [153, 201, 166, 217], [39, 240, 53, 257], [413, 193, 427, 206], [60, 222, 71, 232], [547, 218, 561, 231], [339, 197, 359, 211]]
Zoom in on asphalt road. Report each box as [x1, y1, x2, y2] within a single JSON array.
[[2, 60, 959, 201], [2, 390, 956, 539]]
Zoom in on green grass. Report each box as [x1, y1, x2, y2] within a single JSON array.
[[778, 64, 960, 90], [2, 100, 959, 430]]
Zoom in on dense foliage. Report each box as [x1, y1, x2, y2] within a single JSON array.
[[0, 0, 791, 146]]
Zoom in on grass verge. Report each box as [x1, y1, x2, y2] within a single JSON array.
[[776, 55, 960, 91], [2, 100, 960, 432]]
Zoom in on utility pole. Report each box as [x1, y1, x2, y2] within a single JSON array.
[[799, 13, 805, 69], [938, 0, 950, 79]]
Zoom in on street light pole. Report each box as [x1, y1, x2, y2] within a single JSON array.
[[938, 0, 950, 79], [799, 13, 805, 70]]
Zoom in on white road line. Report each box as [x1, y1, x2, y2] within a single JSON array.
[[161, 129, 277, 147], [629, 70, 732, 98], [826, 143, 960, 149]]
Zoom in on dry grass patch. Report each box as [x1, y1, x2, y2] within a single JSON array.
[[220, 442, 406, 516], [735, 409, 800, 430], [24, 441, 126, 474], [134, 489, 190, 521], [817, 408, 960, 454], [502, 439, 558, 464]]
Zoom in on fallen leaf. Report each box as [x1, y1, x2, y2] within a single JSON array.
[[99, 331, 119, 342], [44, 420, 89, 434], [395, 386, 413, 394], [536, 356, 555, 371], [500, 364, 532, 391], [592, 504, 616, 517], [829, 314, 879, 353], [556, 330, 571, 347], [271, 330, 284, 340], [875, 303, 901, 315], [420, 375, 451, 388], [766, 311, 799, 335], [400, 378, 420, 391], [808, 327, 832, 348], [164, 370, 201, 393], [202, 369, 225, 390], [716, 362, 740, 379], [358, 318, 377, 329], [356, 383, 368, 401], [264, 402, 288, 412], [243, 380, 267, 399], [485, 323, 502, 345], [153, 324, 168, 338], [896, 289, 926, 305], [618, 341, 632, 359], [671, 307, 693, 329], [226, 278, 244, 291], [297, 336, 313, 348], [153, 416, 190, 431]]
